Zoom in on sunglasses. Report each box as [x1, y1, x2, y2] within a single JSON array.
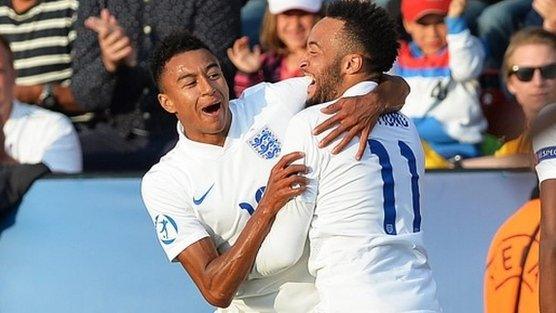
[[509, 63, 556, 82]]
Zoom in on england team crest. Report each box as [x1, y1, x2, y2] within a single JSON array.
[[248, 127, 281, 159]]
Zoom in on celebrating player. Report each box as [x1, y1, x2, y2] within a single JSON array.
[[141, 29, 409, 311], [254, 1, 442, 311]]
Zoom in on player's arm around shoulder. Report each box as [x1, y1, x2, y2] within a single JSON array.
[[266, 76, 312, 115], [314, 75, 410, 160]]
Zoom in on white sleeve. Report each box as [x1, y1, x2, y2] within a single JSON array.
[[41, 115, 83, 173], [252, 112, 319, 276], [266, 77, 311, 116], [447, 30, 485, 81], [533, 103, 556, 182], [141, 170, 210, 262]]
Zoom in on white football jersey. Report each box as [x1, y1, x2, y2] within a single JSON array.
[[141, 77, 318, 313], [281, 81, 441, 312], [533, 103, 556, 183]]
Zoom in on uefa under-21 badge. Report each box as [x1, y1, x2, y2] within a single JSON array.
[[248, 126, 281, 159], [155, 214, 178, 245]]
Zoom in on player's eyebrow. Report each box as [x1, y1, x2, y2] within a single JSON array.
[[205, 62, 220, 71], [308, 40, 321, 50], [177, 71, 195, 82]]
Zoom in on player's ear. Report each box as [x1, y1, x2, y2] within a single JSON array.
[[343, 53, 364, 75], [158, 93, 177, 114]]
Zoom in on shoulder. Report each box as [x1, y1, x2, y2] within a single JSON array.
[[372, 112, 421, 143], [142, 149, 190, 202], [532, 103, 556, 155], [239, 76, 309, 97], [12, 102, 73, 129], [235, 77, 310, 116], [288, 103, 324, 130]]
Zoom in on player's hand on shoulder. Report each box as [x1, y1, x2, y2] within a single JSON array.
[[314, 94, 382, 160], [257, 152, 308, 215]]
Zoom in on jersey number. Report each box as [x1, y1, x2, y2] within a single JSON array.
[[369, 139, 421, 235]]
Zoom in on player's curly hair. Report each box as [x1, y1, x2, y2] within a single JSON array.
[[326, 0, 399, 75], [150, 30, 214, 90]]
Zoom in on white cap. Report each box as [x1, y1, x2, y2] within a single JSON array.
[[268, 0, 323, 14]]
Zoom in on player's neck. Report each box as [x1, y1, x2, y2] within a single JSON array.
[[335, 73, 379, 98], [180, 111, 232, 147]]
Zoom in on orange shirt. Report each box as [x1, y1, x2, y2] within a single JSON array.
[[484, 199, 540, 313]]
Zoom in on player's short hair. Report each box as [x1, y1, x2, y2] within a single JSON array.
[[326, 0, 399, 75], [151, 30, 214, 90]]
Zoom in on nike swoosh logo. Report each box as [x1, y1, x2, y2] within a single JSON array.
[[193, 184, 214, 205]]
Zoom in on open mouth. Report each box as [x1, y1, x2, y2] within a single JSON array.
[[307, 76, 316, 95], [202, 102, 222, 115]]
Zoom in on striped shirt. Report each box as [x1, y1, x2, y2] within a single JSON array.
[[0, 0, 77, 86]]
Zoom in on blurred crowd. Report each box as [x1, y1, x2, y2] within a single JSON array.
[[0, 0, 554, 174]]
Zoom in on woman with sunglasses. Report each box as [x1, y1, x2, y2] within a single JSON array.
[[483, 27, 555, 313], [462, 27, 556, 169]]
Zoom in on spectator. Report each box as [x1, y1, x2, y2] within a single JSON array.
[[462, 28, 556, 168], [228, 0, 322, 95], [0, 0, 82, 113], [0, 34, 82, 173], [393, 0, 487, 167], [71, 1, 244, 171]]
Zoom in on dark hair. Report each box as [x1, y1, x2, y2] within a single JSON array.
[[150, 30, 213, 89], [326, 0, 399, 74]]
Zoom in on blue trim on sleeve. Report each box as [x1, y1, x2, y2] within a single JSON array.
[[446, 17, 467, 34], [537, 146, 556, 162]]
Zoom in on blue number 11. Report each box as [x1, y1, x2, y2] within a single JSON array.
[[368, 139, 422, 235]]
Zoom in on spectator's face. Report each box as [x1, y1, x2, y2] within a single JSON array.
[[0, 44, 15, 114], [276, 10, 318, 52], [157, 49, 231, 143], [300, 18, 343, 106], [507, 43, 556, 120], [403, 14, 447, 55]]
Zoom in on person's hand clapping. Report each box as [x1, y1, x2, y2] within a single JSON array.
[[227, 36, 263, 74], [85, 9, 137, 73]]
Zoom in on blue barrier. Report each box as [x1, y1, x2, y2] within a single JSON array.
[[0, 171, 536, 313]]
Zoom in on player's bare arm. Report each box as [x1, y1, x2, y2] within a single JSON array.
[[540, 179, 556, 313], [313, 74, 410, 159], [176, 152, 308, 308]]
